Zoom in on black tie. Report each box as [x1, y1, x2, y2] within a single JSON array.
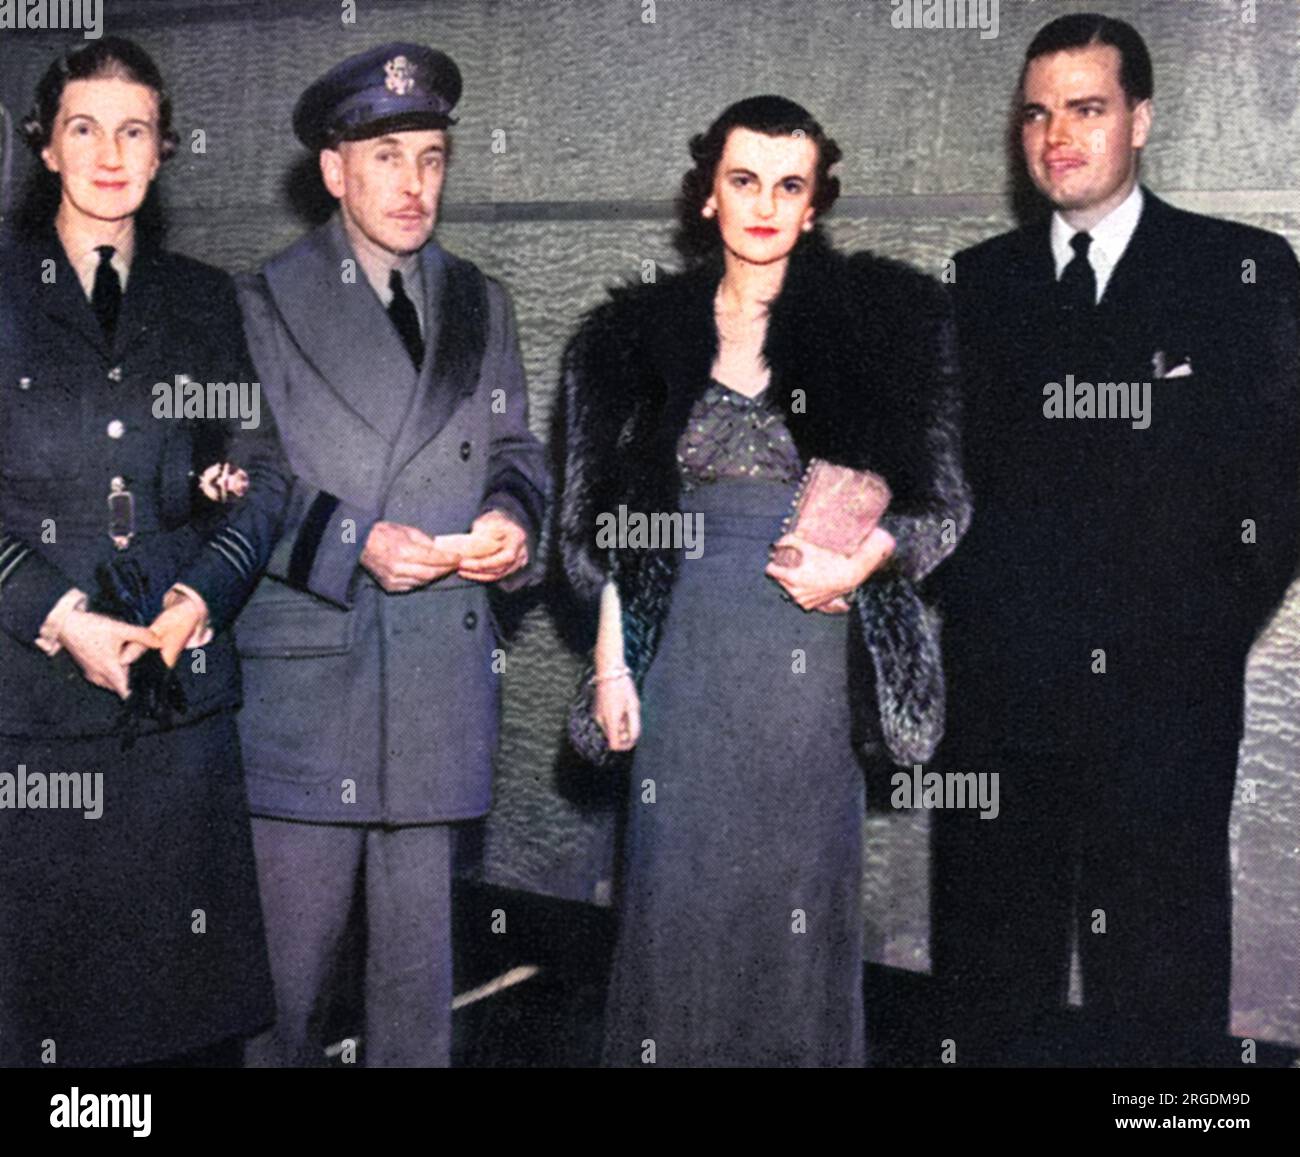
[[1059, 231, 1097, 314], [92, 245, 122, 342], [387, 269, 424, 370]]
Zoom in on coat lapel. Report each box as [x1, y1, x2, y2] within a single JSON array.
[[263, 214, 418, 441], [388, 244, 487, 476], [111, 244, 169, 365], [1095, 188, 1172, 316], [1012, 216, 1058, 306], [1000, 215, 1076, 381], [24, 233, 109, 357], [1087, 190, 1185, 383]]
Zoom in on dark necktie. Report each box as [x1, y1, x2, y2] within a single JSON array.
[[1059, 231, 1097, 314], [387, 269, 424, 370], [92, 245, 122, 342]]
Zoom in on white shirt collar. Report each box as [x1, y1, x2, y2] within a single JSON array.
[[69, 238, 133, 300], [1050, 184, 1145, 301], [339, 212, 421, 308]]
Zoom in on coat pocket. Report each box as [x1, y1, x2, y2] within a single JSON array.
[[234, 585, 356, 658]]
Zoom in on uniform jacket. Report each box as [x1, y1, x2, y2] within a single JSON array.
[[0, 231, 290, 738], [235, 214, 547, 824], [560, 232, 970, 767], [940, 190, 1300, 756]]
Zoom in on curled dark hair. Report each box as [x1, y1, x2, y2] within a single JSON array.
[[675, 95, 841, 263], [21, 36, 179, 160]]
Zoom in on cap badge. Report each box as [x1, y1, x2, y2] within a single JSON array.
[[384, 55, 418, 96]]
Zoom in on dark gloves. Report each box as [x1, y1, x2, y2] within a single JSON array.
[[89, 556, 188, 749]]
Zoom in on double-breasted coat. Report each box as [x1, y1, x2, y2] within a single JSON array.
[[234, 215, 547, 824], [0, 230, 290, 1065]]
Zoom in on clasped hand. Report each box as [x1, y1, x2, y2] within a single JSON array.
[[361, 510, 529, 593], [764, 525, 897, 613], [57, 594, 206, 700]]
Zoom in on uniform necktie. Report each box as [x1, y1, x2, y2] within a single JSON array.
[[1059, 231, 1097, 313], [92, 245, 122, 342], [387, 269, 424, 370]]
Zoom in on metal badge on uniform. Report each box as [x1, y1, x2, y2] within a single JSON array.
[[108, 476, 135, 550]]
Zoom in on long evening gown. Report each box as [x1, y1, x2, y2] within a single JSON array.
[[601, 381, 866, 1067]]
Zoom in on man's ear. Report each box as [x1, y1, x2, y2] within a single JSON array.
[[1130, 98, 1153, 151], [319, 147, 345, 199]]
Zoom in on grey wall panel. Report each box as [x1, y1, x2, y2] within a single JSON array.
[[1235, 587, 1300, 1044], [8, 0, 1299, 223]]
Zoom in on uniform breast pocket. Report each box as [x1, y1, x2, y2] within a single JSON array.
[[0, 374, 84, 480]]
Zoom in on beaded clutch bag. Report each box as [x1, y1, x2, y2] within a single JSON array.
[[772, 459, 891, 568]]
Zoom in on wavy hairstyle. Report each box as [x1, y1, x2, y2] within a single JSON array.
[[21, 36, 179, 159], [675, 94, 841, 265], [12, 37, 175, 240]]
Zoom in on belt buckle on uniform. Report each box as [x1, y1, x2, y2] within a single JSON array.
[[107, 476, 135, 551]]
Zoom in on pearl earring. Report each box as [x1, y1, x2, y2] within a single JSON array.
[[703, 206, 715, 219]]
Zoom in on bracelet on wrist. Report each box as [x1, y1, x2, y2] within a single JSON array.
[[590, 666, 632, 686]]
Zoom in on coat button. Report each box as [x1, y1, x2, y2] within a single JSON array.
[[459, 441, 472, 461], [17, 376, 31, 390], [107, 366, 123, 382], [106, 419, 125, 439], [463, 611, 478, 630], [110, 475, 125, 489]]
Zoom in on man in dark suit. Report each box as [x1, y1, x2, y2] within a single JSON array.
[[933, 13, 1300, 1066], [235, 44, 547, 1067]]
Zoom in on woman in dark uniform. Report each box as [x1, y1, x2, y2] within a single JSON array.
[[562, 96, 969, 1066], [0, 38, 289, 1066]]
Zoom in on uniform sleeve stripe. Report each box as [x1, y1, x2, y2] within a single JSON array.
[[289, 492, 341, 590], [208, 539, 249, 580], [214, 530, 255, 573], [0, 542, 26, 572], [0, 546, 31, 590], [226, 527, 256, 562]]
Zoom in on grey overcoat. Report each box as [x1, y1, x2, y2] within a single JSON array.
[[235, 214, 547, 824]]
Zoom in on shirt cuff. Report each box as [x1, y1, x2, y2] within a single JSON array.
[[165, 583, 214, 649], [34, 587, 89, 657]]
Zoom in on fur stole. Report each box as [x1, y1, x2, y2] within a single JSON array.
[[560, 231, 969, 768]]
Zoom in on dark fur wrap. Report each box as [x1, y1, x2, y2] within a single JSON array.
[[561, 231, 970, 767]]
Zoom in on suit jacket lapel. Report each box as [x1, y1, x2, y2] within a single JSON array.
[[1022, 214, 1100, 368], [1096, 187, 1171, 314], [1015, 216, 1058, 305], [263, 214, 418, 441]]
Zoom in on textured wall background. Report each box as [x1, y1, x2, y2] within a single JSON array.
[[1, 0, 1296, 1045]]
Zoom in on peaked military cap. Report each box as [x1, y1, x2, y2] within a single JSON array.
[[293, 42, 462, 150]]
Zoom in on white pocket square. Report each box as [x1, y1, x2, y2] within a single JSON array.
[[1152, 350, 1194, 379]]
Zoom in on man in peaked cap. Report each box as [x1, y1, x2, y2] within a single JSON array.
[[235, 42, 547, 1067]]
